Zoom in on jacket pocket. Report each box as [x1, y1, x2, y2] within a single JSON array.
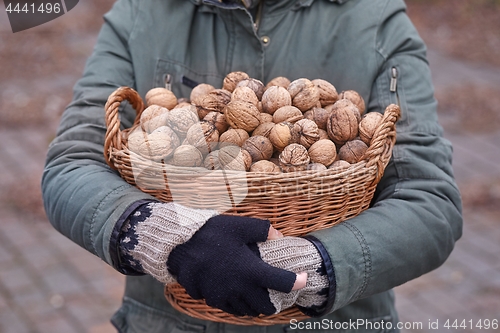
[[153, 58, 225, 101]]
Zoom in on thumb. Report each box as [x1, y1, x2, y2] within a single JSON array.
[[267, 226, 284, 240]]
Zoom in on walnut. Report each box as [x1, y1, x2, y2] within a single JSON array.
[[279, 143, 310, 172], [236, 78, 265, 100], [287, 78, 320, 112], [127, 128, 148, 155], [168, 105, 199, 138], [250, 160, 281, 173], [272, 105, 303, 124], [171, 145, 204, 167], [308, 139, 337, 167], [303, 107, 331, 131], [196, 89, 232, 118], [173, 102, 192, 109], [359, 112, 383, 145], [223, 71, 250, 92], [185, 121, 219, 154], [326, 99, 361, 145], [265, 76, 291, 90], [231, 86, 259, 107], [312, 79, 338, 107], [339, 90, 366, 115], [218, 145, 252, 171], [261, 86, 292, 115], [138, 126, 180, 161], [318, 129, 329, 141], [338, 139, 368, 164], [203, 111, 229, 134], [145, 88, 177, 110], [190, 83, 216, 106], [307, 163, 327, 171], [259, 113, 274, 124], [252, 122, 275, 138], [219, 128, 249, 148], [328, 160, 351, 169], [293, 119, 320, 149], [203, 150, 221, 170], [242, 135, 273, 162], [269, 122, 296, 152], [224, 100, 261, 132], [140, 105, 169, 133]]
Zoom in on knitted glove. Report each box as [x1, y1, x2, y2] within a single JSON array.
[[258, 237, 330, 315], [166, 215, 298, 317], [118, 201, 218, 284]]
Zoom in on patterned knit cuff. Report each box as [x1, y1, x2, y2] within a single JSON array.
[[118, 202, 218, 284], [257, 237, 329, 314]]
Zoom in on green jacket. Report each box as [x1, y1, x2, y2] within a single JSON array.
[[42, 0, 463, 331]]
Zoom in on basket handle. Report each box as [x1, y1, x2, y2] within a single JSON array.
[[104, 87, 145, 170], [363, 104, 401, 184]]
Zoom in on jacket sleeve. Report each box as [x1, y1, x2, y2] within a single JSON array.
[[309, 1, 463, 312], [41, 0, 154, 269]]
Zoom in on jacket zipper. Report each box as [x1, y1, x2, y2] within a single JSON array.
[[253, 0, 263, 31], [390, 67, 400, 106], [165, 74, 172, 91]]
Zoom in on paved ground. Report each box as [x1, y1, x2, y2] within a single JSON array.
[[0, 24, 499, 333]]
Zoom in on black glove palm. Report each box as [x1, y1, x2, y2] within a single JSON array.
[[167, 215, 297, 317]]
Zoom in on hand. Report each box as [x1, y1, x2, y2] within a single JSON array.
[[166, 215, 303, 316]]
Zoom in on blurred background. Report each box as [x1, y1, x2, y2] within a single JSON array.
[[0, 0, 499, 332]]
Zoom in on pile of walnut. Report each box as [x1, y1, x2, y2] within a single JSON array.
[[127, 71, 384, 173]]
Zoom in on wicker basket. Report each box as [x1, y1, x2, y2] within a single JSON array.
[[104, 86, 400, 326]]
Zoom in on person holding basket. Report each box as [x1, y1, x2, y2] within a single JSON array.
[[42, 0, 463, 331]]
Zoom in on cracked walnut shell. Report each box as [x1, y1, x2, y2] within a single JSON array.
[[279, 143, 310, 172], [293, 118, 320, 149]]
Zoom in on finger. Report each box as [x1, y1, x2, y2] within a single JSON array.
[[212, 215, 271, 243], [252, 260, 297, 293], [292, 272, 307, 290], [267, 226, 284, 240]]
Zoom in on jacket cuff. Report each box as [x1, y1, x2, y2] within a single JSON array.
[[110, 199, 158, 275], [301, 235, 336, 317]]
